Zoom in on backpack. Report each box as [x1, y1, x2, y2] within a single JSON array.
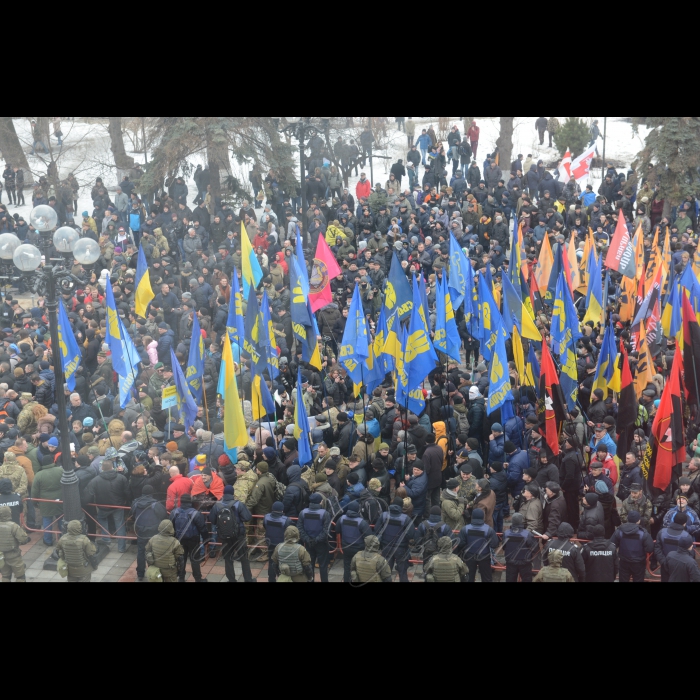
[[146, 566, 163, 583], [173, 508, 200, 540], [291, 483, 309, 511], [273, 477, 287, 503], [217, 502, 243, 541], [422, 524, 442, 561]]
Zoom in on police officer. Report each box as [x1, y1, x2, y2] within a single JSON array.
[[610, 511, 654, 583], [297, 494, 332, 583], [56, 520, 97, 583], [458, 508, 499, 583], [533, 550, 575, 582], [210, 485, 255, 583], [336, 501, 371, 584], [0, 478, 22, 525], [351, 536, 393, 583], [263, 502, 293, 584], [546, 523, 586, 582], [424, 536, 468, 582], [146, 520, 184, 583], [0, 505, 29, 582], [655, 512, 689, 583], [581, 525, 618, 583], [376, 497, 415, 583], [502, 513, 539, 583]]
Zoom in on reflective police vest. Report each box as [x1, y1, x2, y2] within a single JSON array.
[[618, 529, 645, 560], [464, 524, 491, 560], [264, 514, 290, 547], [661, 528, 684, 558], [340, 516, 364, 548], [299, 508, 327, 540], [503, 528, 530, 563], [379, 512, 411, 548]]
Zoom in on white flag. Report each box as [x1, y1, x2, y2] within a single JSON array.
[[570, 146, 597, 186], [560, 149, 572, 184]]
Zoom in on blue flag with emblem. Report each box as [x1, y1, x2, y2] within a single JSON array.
[[295, 368, 313, 466], [449, 232, 471, 311], [434, 274, 462, 363], [57, 299, 81, 392], [227, 272, 245, 346], [243, 287, 266, 374], [260, 292, 279, 379], [339, 285, 369, 385], [477, 271, 508, 361], [487, 324, 511, 416], [186, 312, 205, 403], [116, 315, 142, 409], [593, 322, 617, 392], [395, 320, 426, 416], [551, 272, 582, 356], [170, 349, 198, 431], [406, 276, 438, 391], [384, 252, 413, 320]]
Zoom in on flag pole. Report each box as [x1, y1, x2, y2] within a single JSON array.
[[202, 384, 212, 432]]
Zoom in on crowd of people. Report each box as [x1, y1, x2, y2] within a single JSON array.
[[0, 116, 697, 584]]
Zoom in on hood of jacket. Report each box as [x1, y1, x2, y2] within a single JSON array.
[[287, 466, 302, 484], [158, 520, 174, 536], [548, 550, 564, 567], [620, 523, 642, 536], [437, 536, 453, 555], [434, 422, 447, 443], [108, 419, 125, 437], [284, 526, 300, 544], [98, 471, 119, 483], [0, 506, 11, 522], [67, 520, 83, 536], [364, 535, 381, 553]]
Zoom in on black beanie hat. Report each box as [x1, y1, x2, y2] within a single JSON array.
[[504, 441, 516, 454]]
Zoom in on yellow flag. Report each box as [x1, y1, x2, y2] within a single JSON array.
[[223, 335, 248, 448], [512, 327, 525, 381]]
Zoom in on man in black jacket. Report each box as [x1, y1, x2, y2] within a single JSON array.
[[667, 534, 700, 582], [581, 525, 619, 582], [171, 493, 209, 583], [334, 413, 356, 458], [87, 460, 131, 554], [610, 511, 654, 583], [132, 485, 168, 582]]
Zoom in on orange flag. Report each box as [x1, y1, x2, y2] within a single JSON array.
[[534, 234, 554, 293]]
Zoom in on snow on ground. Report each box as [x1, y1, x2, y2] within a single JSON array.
[[3, 117, 650, 226]]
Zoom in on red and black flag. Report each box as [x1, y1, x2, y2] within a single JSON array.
[[649, 351, 686, 494], [538, 338, 568, 457], [616, 342, 639, 461], [682, 291, 700, 407]]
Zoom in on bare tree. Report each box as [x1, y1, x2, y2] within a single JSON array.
[[496, 117, 514, 173], [0, 117, 33, 181], [108, 116, 135, 173]]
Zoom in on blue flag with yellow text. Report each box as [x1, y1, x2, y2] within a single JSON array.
[[186, 312, 205, 404], [227, 272, 245, 345], [261, 292, 280, 379], [294, 368, 313, 466], [243, 288, 266, 374], [171, 349, 198, 431], [435, 274, 462, 362], [477, 271, 508, 361], [449, 232, 471, 311], [487, 326, 511, 416], [406, 276, 438, 391], [339, 285, 369, 385], [57, 299, 81, 392], [384, 252, 413, 320], [395, 321, 426, 416]]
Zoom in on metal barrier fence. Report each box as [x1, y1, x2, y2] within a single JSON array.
[[23, 497, 696, 581]]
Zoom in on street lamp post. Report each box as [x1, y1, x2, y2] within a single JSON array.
[[19, 207, 101, 533], [278, 117, 331, 232]]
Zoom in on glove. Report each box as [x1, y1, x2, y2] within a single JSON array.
[[303, 565, 314, 581]]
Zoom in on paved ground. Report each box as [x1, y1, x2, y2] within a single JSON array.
[[18, 530, 433, 583]]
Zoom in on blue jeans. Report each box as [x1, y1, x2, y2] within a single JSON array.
[[96, 509, 127, 553], [493, 503, 506, 535], [420, 149, 428, 166], [292, 196, 302, 213], [42, 515, 64, 546]]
